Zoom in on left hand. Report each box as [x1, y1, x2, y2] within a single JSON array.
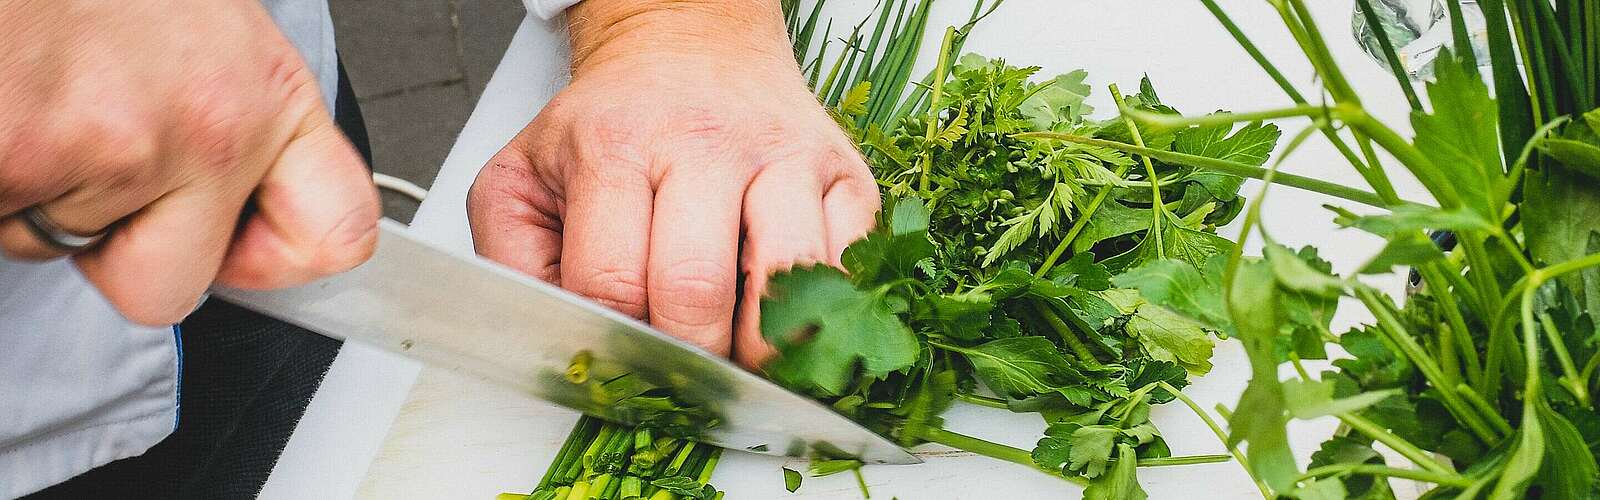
[[466, 0, 879, 367]]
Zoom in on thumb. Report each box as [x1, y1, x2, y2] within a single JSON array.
[[216, 110, 380, 289]]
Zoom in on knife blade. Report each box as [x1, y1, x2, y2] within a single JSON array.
[[212, 219, 918, 465]]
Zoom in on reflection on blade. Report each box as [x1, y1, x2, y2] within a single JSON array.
[[214, 220, 918, 465]]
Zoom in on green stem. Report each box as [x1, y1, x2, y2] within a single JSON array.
[[1127, 104, 1330, 130], [1156, 381, 1272, 499], [918, 26, 957, 195], [1032, 302, 1103, 365], [1137, 454, 1233, 467], [1418, 263, 1484, 387], [1538, 312, 1590, 405], [1353, 0, 1423, 109], [955, 392, 1010, 409], [852, 468, 870, 499], [1349, 133, 1402, 207], [1583, 352, 1600, 395], [1198, 0, 1402, 204], [664, 441, 697, 477], [1017, 132, 1404, 209], [1110, 83, 1167, 259], [1357, 287, 1503, 445], [541, 417, 597, 488], [1456, 384, 1515, 436], [1461, 236, 1509, 314], [1282, 0, 1361, 103], [1298, 464, 1472, 488], [907, 426, 1087, 486], [695, 448, 722, 484], [1034, 157, 1139, 277], [1339, 109, 1461, 209], [1198, 0, 1305, 102], [1337, 412, 1455, 475]]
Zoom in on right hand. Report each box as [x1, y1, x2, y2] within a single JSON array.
[[0, 0, 380, 325]]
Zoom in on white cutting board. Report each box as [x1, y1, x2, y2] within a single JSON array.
[[343, 1, 1432, 498]]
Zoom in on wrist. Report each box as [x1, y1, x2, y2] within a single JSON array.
[[566, 0, 791, 74]]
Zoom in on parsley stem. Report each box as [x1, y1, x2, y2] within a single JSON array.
[[1126, 105, 1330, 130], [1337, 109, 1461, 209], [1017, 132, 1402, 210], [1109, 83, 1166, 260], [1538, 312, 1590, 405], [1456, 384, 1514, 436], [1136, 454, 1232, 467], [905, 426, 1087, 486], [1417, 264, 1484, 388], [1297, 464, 1472, 488], [1337, 412, 1455, 475], [1032, 302, 1103, 366], [1155, 380, 1272, 500], [1356, 287, 1503, 445]]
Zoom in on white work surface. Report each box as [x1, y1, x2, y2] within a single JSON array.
[[267, 1, 1432, 498]]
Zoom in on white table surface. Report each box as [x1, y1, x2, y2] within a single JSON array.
[[267, 1, 1431, 498]]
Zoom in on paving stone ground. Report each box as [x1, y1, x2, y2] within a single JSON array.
[[328, 0, 526, 222]]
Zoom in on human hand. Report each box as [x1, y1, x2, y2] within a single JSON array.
[[0, 0, 379, 325], [467, 0, 879, 367]]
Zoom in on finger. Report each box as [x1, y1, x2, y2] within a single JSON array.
[[467, 142, 564, 283], [557, 158, 653, 320], [0, 112, 166, 259], [0, 175, 167, 261], [821, 166, 880, 265], [214, 110, 379, 289], [74, 180, 253, 326], [648, 163, 744, 355], [732, 168, 829, 368]]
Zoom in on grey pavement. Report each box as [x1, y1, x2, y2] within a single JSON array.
[[328, 0, 526, 222]]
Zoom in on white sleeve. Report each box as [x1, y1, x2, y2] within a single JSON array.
[[525, 0, 583, 20]]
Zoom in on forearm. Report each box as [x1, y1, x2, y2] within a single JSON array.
[[564, 0, 791, 72]]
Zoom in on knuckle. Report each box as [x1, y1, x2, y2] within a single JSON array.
[[311, 204, 380, 275], [76, 114, 160, 178], [672, 108, 731, 140], [743, 246, 826, 276], [265, 52, 322, 106], [570, 119, 648, 175], [571, 266, 649, 317], [171, 76, 265, 170], [465, 167, 504, 217], [650, 260, 735, 327], [467, 161, 557, 229], [176, 99, 250, 167]]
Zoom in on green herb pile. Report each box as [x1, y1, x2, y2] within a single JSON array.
[[498, 416, 725, 500], [506, 1, 1295, 498], [1033, 0, 1600, 498], [762, 1, 1289, 498]]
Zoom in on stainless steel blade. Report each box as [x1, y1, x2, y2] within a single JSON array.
[[213, 220, 917, 464]]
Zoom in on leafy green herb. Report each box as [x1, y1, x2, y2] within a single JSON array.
[[761, 265, 920, 397], [1077, 1, 1600, 498]]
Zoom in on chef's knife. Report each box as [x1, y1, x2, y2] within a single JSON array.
[[212, 219, 918, 465]]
